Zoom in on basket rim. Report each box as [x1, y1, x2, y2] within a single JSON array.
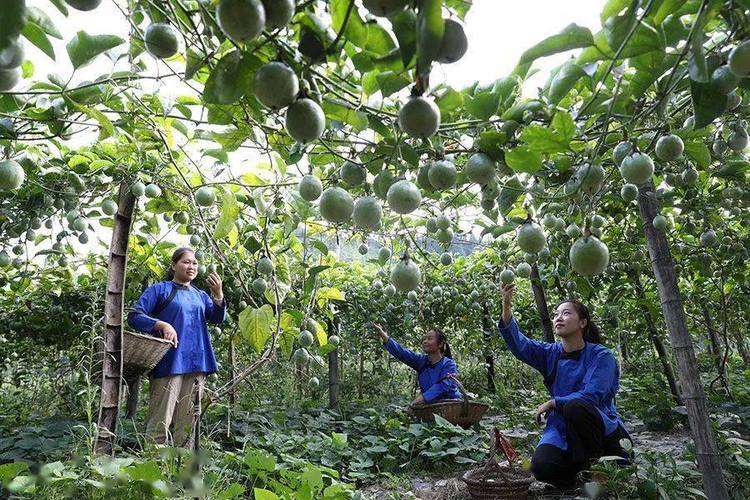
[[413, 400, 490, 409], [124, 329, 174, 346], [461, 466, 535, 487]]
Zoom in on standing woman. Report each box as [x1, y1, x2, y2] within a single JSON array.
[[373, 323, 461, 407], [128, 247, 226, 448], [497, 283, 631, 489]]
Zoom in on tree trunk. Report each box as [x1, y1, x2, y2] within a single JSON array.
[[327, 317, 340, 409], [637, 182, 728, 500], [124, 376, 141, 420], [632, 273, 682, 406], [530, 264, 555, 342], [700, 303, 732, 400], [481, 305, 496, 393], [95, 183, 136, 455]]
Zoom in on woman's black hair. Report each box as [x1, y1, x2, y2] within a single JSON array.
[[428, 328, 453, 358], [165, 247, 195, 281], [556, 299, 603, 344]]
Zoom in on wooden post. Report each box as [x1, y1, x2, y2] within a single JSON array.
[[632, 273, 682, 406], [637, 182, 728, 500], [124, 376, 141, 419], [530, 263, 555, 342], [95, 183, 136, 455]]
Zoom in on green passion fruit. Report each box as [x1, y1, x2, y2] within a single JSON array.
[[319, 186, 354, 223], [428, 160, 457, 190], [569, 235, 610, 277], [260, 0, 295, 29], [516, 222, 546, 254], [436, 19, 468, 64], [620, 152, 654, 185], [390, 256, 421, 292], [0, 160, 25, 191], [254, 62, 299, 110], [655, 134, 684, 162], [217, 0, 266, 43], [398, 96, 440, 139], [298, 175, 323, 202], [353, 196, 382, 231], [285, 98, 325, 143], [340, 160, 367, 186], [144, 23, 180, 59], [386, 179, 422, 214]]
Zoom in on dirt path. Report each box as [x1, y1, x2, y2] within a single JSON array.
[[359, 427, 692, 499]]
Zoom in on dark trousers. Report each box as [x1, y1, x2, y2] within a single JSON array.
[[530, 399, 632, 489]]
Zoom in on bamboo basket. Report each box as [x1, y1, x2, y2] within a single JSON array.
[[410, 375, 489, 428], [122, 330, 173, 379], [462, 428, 534, 499]]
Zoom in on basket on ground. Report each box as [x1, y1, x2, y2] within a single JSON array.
[[411, 399, 489, 428], [462, 427, 534, 499], [122, 330, 173, 379]]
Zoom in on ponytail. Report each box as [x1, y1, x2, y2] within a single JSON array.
[[556, 299, 603, 344]]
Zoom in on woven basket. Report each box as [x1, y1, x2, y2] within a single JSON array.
[[122, 330, 173, 379], [462, 427, 534, 499], [411, 399, 489, 428]]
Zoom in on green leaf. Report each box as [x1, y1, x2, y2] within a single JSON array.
[[331, 0, 368, 48], [416, 0, 443, 77], [520, 124, 571, 155], [203, 50, 252, 105], [690, 79, 727, 129], [548, 62, 586, 104], [391, 9, 417, 68], [505, 146, 543, 174], [67, 99, 114, 139], [0, 462, 28, 487], [516, 24, 594, 76], [683, 140, 710, 168], [630, 50, 668, 97], [239, 305, 275, 354], [322, 100, 369, 131], [253, 488, 280, 500], [22, 22, 54, 60], [66, 31, 124, 69], [477, 130, 508, 161], [552, 111, 576, 141], [600, 0, 629, 24], [652, 0, 685, 24], [26, 7, 61, 39], [0, 0, 26, 52], [214, 190, 239, 240], [603, 14, 664, 59], [464, 84, 500, 120], [374, 71, 410, 97]]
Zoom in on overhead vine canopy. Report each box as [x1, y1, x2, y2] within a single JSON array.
[[0, 1, 749, 497]]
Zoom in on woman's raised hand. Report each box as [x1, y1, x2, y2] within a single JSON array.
[[500, 283, 515, 325], [206, 272, 224, 302], [373, 322, 389, 343]]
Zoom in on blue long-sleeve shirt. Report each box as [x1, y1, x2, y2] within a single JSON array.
[[127, 281, 226, 378], [383, 337, 462, 403], [498, 317, 624, 451]]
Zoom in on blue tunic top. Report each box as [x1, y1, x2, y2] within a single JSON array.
[[128, 281, 226, 378], [498, 317, 625, 451], [383, 337, 462, 403]]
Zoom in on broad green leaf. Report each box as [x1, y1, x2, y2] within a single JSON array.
[[331, 0, 368, 48], [374, 70, 411, 97], [0, 462, 28, 487], [683, 140, 711, 168], [26, 7, 61, 39], [516, 24, 594, 77], [239, 305, 275, 354], [552, 111, 576, 141], [66, 31, 124, 69], [520, 124, 571, 155], [211, 125, 253, 152], [477, 130, 508, 161], [0, 0, 26, 51], [630, 50, 669, 97], [690, 79, 727, 129], [203, 50, 252, 105], [548, 61, 587, 104], [253, 488, 280, 500], [391, 9, 417, 68], [600, 0, 629, 24], [652, 0, 685, 24], [365, 23, 397, 57], [603, 14, 664, 59], [214, 190, 239, 240], [67, 100, 114, 139], [416, 0, 443, 77], [506, 146, 542, 174], [23, 22, 55, 60], [323, 100, 369, 131], [464, 84, 500, 120]]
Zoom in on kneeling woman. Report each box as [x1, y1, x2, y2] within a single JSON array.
[[128, 247, 226, 448], [373, 323, 461, 407], [498, 283, 631, 489]]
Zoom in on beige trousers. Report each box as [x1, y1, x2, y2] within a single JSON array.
[[145, 372, 204, 448]]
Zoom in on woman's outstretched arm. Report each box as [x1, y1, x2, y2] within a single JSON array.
[[374, 322, 424, 371], [497, 283, 552, 375]]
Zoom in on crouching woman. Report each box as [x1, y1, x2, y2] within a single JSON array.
[[497, 283, 631, 489], [128, 247, 226, 448], [373, 322, 461, 408]]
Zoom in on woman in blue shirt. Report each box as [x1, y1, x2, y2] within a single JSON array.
[[497, 283, 631, 489], [373, 323, 461, 407], [128, 247, 226, 448]]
